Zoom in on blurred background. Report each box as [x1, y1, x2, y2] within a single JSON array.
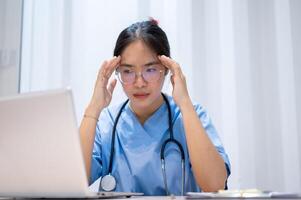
[[0, 0, 300, 192]]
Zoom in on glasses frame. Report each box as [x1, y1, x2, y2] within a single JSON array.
[[115, 66, 165, 85]]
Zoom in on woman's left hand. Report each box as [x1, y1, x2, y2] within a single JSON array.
[[158, 55, 192, 108]]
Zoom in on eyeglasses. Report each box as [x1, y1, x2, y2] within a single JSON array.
[[115, 65, 164, 85]]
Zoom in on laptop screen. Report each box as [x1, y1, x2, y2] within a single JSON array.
[[0, 89, 90, 197]]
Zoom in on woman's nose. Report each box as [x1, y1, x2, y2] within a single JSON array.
[[134, 72, 147, 88]]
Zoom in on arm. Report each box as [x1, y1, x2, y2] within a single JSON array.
[[159, 55, 227, 192], [180, 99, 227, 191], [79, 56, 120, 179], [79, 104, 102, 181]]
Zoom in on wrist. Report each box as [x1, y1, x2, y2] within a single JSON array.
[[85, 103, 103, 119]]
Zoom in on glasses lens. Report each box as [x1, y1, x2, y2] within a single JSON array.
[[116, 65, 163, 84], [117, 67, 135, 84], [142, 66, 162, 82]]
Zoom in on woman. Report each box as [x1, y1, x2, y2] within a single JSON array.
[[79, 19, 230, 195]]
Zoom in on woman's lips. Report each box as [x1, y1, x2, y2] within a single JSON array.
[[133, 93, 150, 99]]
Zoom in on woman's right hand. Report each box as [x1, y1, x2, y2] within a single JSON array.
[[86, 56, 121, 117]]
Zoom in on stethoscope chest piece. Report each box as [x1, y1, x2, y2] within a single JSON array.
[[100, 174, 116, 191]]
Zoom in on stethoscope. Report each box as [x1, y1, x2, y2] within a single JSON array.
[[99, 93, 185, 195]]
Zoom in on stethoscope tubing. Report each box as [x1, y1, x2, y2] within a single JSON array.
[[100, 93, 185, 195]]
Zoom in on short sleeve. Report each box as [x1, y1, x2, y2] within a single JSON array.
[[195, 104, 231, 179]]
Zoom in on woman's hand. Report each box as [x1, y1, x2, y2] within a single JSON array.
[[158, 55, 192, 108], [86, 56, 121, 117]]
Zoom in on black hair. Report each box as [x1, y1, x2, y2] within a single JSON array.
[[113, 20, 170, 57]]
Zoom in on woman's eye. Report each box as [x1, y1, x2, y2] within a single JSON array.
[[146, 67, 158, 73], [122, 69, 133, 74]]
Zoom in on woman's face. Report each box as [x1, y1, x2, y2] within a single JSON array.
[[118, 40, 166, 110]]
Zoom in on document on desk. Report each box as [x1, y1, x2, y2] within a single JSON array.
[[186, 189, 301, 199]]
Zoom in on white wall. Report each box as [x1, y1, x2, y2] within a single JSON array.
[[20, 0, 301, 192], [0, 0, 22, 97]]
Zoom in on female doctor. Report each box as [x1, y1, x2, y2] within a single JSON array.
[[79, 19, 230, 195]]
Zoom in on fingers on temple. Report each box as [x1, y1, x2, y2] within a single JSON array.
[[98, 56, 120, 82], [106, 56, 121, 77], [158, 55, 181, 75]]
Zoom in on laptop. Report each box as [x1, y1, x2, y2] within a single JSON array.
[[0, 89, 143, 198]]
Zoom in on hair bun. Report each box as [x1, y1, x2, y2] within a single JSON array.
[[149, 17, 159, 26]]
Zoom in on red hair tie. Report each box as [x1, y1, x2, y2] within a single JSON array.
[[149, 17, 159, 26]]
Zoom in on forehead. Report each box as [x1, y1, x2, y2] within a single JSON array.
[[120, 40, 158, 65]]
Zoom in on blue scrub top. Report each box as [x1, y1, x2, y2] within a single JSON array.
[[90, 95, 230, 195]]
